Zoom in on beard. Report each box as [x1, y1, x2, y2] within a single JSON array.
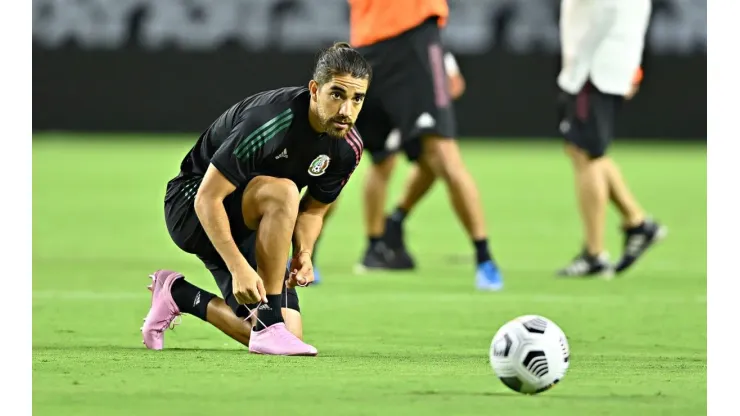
[[323, 116, 353, 138]]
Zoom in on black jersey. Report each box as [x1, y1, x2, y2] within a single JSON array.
[[167, 86, 363, 204]]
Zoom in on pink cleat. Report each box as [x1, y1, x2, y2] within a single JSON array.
[[141, 269, 183, 350], [248, 323, 318, 356]]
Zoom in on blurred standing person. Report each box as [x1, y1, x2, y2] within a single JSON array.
[[556, 0, 667, 277], [346, 0, 504, 290]]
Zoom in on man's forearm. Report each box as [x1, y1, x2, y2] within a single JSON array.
[[194, 195, 245, 270], [292, 212, 324, 256]]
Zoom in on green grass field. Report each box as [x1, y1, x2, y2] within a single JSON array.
[[32, 135, 707, 416]]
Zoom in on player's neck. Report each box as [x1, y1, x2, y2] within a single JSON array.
[[307, 105, 324, 134]]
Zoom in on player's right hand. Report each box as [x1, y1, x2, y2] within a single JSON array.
[[230, 262, 267, 305]]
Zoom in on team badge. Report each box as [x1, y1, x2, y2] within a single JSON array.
[[308, 154, 331, 176]]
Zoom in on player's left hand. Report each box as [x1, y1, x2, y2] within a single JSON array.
[[625, 84, 640, 100], [287, 251, 314, 288]]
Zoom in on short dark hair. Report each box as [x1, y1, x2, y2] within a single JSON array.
[[312, 42, 372, 86]]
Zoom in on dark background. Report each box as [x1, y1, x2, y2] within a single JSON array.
[[32, 0, 706, 140]]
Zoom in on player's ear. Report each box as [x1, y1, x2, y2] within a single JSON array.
[[308, 80, 319, 102]]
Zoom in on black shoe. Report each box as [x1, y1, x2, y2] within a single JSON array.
[[382, 216, 416, 269], [355, 241, 415, 273], [556, 250, 614, 278], [383, 216, 406, 249], [615, 219, 668, 274]]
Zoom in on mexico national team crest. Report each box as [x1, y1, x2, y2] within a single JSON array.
[[308, 154, 331, 177]]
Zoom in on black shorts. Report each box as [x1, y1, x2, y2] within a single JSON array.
[[558, 81, 624, 158], [356, 17, 457, 164], [163, 177, 300, 317]]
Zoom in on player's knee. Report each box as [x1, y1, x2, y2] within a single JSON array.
[[420, 136, 463, 181], [249, 176, 300, 220], [266, 182, 300, 218], [369, 155, 397, 181]]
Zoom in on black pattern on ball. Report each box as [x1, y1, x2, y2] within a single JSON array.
[[499, 376, 523, 392], [523, 350, 549, 377], [522, 317, 547, 334], [492, 333, 513, 358]]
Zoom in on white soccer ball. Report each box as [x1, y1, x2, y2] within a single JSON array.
[[489, 315, 570, 395]]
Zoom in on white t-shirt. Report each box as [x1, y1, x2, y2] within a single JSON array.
[[557, 0, 651, 96]]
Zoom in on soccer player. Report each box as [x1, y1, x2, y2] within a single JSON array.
[[311, 49, 465, 284], [346, 0, 504, 291], [141, 42, 371, 355], [556, 0, 667, 277]]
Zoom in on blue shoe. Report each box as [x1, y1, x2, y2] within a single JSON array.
[[475, 260, 503, 291], [312, 266, 321, 285]]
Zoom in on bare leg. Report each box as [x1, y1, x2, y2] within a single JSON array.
[[397, 158, 437, 214], [241, 176, 300, 295], [282, 308, 304, 340], [415, 136, 501, 291], [602, 157, 645, 227], [565, 144, 609, 255], [363, 155, 397, 238], [324, 199, 338, 220], [382, 158, 435, 261], [237, 176, 316, 354], [420, 137, 487, 240], [204, 298, 253, 346]]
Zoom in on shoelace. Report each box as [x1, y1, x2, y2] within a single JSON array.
[[154, 312, 181, 332], [146, 313, 182, 334], [242, 280, 294, 330], [244, 303, 266, 328], [168, 316, 182, 331]]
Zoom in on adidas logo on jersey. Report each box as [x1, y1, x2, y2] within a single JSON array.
[[275, 149, 289, 159]]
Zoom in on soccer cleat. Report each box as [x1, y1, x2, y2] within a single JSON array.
[[615, 219, 668, 274], [556, 250, 614, 278], [476, 260, 504, 291], [141, 269, 184, 350], [382, 216, 406, 250], [312, 267, 322, 285], [248, 323, 318, 356], [383, 217, 417, 266], [355, 215, 417, 273], [354, 241, 415, 273]]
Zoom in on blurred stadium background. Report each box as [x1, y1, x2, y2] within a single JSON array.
[[32, 1, 706, 415]]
